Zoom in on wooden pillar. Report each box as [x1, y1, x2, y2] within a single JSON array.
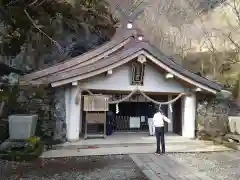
[[66, 86, 81, 141], [182, 93, 196, 138]]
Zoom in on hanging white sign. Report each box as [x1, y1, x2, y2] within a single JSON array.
[[130, 117, 141, 128], [140, 116, 145, 122]]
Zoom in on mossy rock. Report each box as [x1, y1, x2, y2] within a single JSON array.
[[0, 122, 9, 143], [0, 142, 44, 161]]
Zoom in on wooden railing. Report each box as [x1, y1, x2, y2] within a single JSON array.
[[113, 115, 148, 132]]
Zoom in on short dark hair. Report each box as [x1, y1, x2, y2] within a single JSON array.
[[155, 106, 163, 113], [158, 108, 164, 114]]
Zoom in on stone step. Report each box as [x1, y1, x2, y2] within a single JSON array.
[[41, 144, 232, 158], [52, 141, 218, 150], [53, 138, 215, 149]]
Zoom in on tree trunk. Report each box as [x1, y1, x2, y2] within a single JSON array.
[[237, 76, 240, 106], [0, 101, 5, 117]]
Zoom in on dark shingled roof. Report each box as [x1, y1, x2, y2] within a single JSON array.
[[20, 26, 223, 92]]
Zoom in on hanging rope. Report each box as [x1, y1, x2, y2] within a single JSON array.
[[107, 88, 138, 104], [138, 91, 185, 105], [76, 86, 187, 105]]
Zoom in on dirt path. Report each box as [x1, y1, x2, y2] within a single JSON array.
[[0, 155, 148, 180]]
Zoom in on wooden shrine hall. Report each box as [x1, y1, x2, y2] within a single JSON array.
[[20, 20, 223, 141]]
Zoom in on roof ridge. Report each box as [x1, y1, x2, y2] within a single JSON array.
[[20, 25, 223, 92], [49, 38, 137, 77], [47, 43, 144, 83], [22, 28, 137, 81]]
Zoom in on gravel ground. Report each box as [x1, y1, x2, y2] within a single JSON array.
[[0, 155, 148, 180], [170, 151, 240, 180]]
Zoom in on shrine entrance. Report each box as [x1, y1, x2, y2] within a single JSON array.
[[110, 102, 153, 132], [108, 94, 169, 133], [80, 89, 184, 138]]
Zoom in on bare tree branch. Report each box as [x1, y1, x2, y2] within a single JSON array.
[[225, 0, 240, 27], [24, 9, 64, 54], [227, 32, 240, 51], [127, 0, 143, 16], [27, 0, 39, 7], [34, 0, 47, 8]]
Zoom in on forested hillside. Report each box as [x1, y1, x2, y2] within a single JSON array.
[[0, 0, 239, 102], [0, 0, 116, 72]]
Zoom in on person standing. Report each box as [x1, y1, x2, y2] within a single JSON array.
[[147, 103, 155, 136], [106, 111, 114, 136], [153, 108, 171, 155], [148, 118, 155, 136]]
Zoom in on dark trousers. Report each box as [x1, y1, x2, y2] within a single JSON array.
[[106, 115, 113, 136], [155, 126, 165, 153], [106, 121, 113, 135]]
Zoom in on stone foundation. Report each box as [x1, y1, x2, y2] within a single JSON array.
[[51, 88, 66, 142], [15, 85, 67, 143]]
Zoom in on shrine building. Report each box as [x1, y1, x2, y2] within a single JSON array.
[[20, 22, 223, 141]]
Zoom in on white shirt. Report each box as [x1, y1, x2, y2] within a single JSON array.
[[152, 112, 171, 127]]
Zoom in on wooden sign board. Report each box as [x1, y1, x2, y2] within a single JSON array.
[[86, 112, 106, 124], [83, 95, 109, 111]]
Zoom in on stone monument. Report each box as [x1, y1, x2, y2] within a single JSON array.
[[8, 114, 38, 140]]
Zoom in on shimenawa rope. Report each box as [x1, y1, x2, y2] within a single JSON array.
[[76, 87, 186, 105]]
